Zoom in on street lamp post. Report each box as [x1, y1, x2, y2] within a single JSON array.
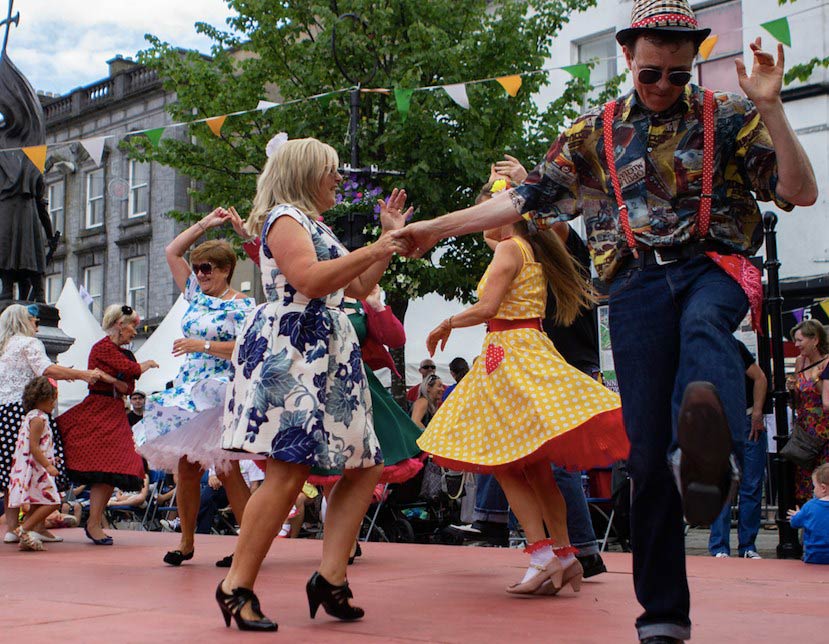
[[762, 211, 803, 560]]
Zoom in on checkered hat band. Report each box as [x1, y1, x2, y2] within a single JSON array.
[[630, 13, 699, 29]]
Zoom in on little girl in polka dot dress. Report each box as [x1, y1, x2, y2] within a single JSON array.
[[6, 376, 62, 551], [418, 179, 628, 596]]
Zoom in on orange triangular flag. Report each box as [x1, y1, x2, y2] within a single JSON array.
[[698, 35, 719, 61], [206, 115, 227, 137], [496, 75, 522, 97], [22, 145, 47, 173]]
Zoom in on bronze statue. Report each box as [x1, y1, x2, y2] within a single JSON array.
[[0, 0, 58, 302]]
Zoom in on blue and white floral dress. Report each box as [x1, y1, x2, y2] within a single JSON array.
[[222, 204, 382, 472], [137, 274, 258, 472]]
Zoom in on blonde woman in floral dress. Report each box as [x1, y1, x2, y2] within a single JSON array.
[[216, 137, 409, 631]]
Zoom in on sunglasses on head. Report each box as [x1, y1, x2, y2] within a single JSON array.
[[191, 262, 214, 276], [637, 67, 692, 87], [427, 374, 440, 384]]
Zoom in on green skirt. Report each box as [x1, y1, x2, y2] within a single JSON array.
[[309, 366, 424, 484]]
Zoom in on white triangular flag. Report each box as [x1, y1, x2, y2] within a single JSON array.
[[257, 100, 279, 111], [78, 285, 94, 307], [80, 136, 107, 167], [443, 83, 470, 109]]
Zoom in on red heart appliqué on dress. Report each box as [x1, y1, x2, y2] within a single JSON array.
[[485, 344, 505, 375]]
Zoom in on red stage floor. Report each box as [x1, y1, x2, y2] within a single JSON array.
[[1, 529, 825, 642]]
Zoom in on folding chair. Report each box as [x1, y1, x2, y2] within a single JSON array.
[[584, 468, 616, 552]]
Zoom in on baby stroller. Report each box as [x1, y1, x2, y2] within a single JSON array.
[[361, 458, 467, 545]]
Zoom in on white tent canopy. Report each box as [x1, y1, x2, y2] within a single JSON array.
[[135, 295, 188, 395], [55, 278, 105, 412], [403, 293, 484, 386]]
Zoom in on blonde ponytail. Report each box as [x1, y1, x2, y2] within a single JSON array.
[[515, 221, 596, 326]]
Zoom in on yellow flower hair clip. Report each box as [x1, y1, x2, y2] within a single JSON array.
[[490, 179, 508, 194]]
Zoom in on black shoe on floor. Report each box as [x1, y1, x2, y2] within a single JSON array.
[[640, 637, 682, 644], [216, 554, 233, 568], [576, 553, 607, 579], [677, 381, 737, 526]]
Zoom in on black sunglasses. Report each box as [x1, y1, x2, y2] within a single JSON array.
[[421, 364, 436, 371], [191, 262, 214, 276], [637, 68, 692, 87]]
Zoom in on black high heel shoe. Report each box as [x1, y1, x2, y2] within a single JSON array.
[[347, 541, 362, 565], [306, 571, 364, 621], [163, 549, 194, 566], [215, 581, 278, 632]]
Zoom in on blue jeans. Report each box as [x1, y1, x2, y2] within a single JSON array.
[[709, 415, 768, 556], [472, 473, 509, 524], [472, 469, 599, 555], [608, 256, 748, 642]]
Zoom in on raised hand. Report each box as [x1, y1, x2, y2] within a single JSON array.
[[736, 38, 784, 107], [378, 188, 413, 232], [226, 206, 249, 238], [493, 154, 528, 183], [200, 207, 231, 230]]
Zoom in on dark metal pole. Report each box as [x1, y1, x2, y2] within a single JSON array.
[[349, 86, 360, 168], [762, 211, 802, 559]]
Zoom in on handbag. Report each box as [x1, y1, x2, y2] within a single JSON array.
[[780, 422, 827, 469]]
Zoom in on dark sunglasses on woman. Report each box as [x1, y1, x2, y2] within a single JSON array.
[[192, 262, 214, 276], [637, 67, 692, 87]]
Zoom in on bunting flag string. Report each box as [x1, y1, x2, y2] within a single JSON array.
[[698, 35, 719, 61], [561, 64, 591, 84], [2, 1, 825, 161], [22, 145, 47, 172], [144, 127, 166, 148], [496, 75, 522, 97], [206, 115, 227, 137], [80, 136, 107, 167], [760, 17, 792, 47], [443, 83, 470, 109], [393, 88, 414, 122]]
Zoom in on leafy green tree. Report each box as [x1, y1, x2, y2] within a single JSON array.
[[125, 0, 623, 393]]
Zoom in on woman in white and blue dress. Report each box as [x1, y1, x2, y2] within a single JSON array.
[[215, 137, 409, 632], [136, 212, 257, 567]]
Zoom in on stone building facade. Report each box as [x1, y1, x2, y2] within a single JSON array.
[[40, 56, 187, 331]]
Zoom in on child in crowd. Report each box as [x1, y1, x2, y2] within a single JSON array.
[[788, 463, 829, 564], [6, 376, 61, 551]]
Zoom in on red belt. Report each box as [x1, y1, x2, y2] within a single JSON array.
[[486, 317, 542, 332]]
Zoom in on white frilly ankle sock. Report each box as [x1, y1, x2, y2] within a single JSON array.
[[521, 544, 554, 583]]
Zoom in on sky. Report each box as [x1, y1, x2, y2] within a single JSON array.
[[3, 0, 234, 95]]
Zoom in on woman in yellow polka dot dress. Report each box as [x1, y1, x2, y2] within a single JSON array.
[[418, 179, 628, 596]]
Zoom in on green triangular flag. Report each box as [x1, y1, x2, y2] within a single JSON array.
[[760, 17, 791, 47], [562, 64, 591, 84], [145, 127, 165, 147], [394, 88, 414, 123]]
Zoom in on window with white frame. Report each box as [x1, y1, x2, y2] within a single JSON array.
[[47, 180, 65, 234], [126, 256, 147, 318], [128, 160, 149, 218], [577, 29, 618, 108], [45, 273, 63, 305], [83, 265, 104, 321], [85, 168, 105, 228], [696, 1, 743, 95]]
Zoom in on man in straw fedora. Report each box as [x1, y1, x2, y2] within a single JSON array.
[[394, 0, 816, 641]]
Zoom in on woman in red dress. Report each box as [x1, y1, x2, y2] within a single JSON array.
[[57, 304, 158, 544]]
